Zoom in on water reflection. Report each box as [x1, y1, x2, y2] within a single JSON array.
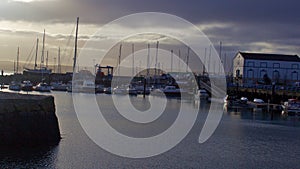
[[0, 145, 58, 168]]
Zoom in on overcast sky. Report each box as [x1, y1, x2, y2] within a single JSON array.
[[0, 0, 299, 73]]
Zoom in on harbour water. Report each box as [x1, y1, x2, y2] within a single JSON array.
[[0, 91, 299, 168]]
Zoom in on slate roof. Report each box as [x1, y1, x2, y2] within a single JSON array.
[[239, 52, 300, 62]]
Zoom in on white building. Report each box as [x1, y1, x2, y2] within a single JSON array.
[[233, 52, 300, 84]]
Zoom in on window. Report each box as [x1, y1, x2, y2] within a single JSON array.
[[273, 63, 280, 68], [236, 69, 240, 77], [247, 62, 254, 67], [260, 69, 266, 78], [247, 69, 254, 78], [292, 71, 298, 80], [292, 64, 299, 69], [273, 70, 280, 80], [260, 62, 267, 68]]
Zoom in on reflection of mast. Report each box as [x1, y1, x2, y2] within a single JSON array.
[[34, 38, 39, 70], [73, 17, 79, 73]]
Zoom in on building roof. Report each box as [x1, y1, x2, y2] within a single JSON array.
[[238, 52, 300, 62]]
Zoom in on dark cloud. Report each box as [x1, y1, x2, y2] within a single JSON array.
[[0, 0, 299, 64]]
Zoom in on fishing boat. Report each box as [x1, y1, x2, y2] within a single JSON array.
[[34, 82, 51, 92]]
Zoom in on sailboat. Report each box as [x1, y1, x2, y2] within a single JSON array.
[[23, 29, 52, 76]]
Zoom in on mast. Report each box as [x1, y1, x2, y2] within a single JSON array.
[[34, 38, 39, 70], [155, 41, 159, 78], [178, 49, 181, 72], [41, 29, 45, 69], [16, 46, 19, 74], [13, 60, 16, 74], [203, 48, 207, 75], [73, 17, 79, 73], [147, 43, 150, 77], [170, 50, 173, 72], [58, 47, 61, 73], [46, 50, 49, 68], [118, 44, 122, 76], [219, 41, 222, 75], [186, 47, 190, 72], [132, 44, 134, 77]]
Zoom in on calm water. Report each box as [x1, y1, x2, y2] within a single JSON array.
[[0, 91, 299, 168]]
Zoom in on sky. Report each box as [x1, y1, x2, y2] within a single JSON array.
[[0, 0, 299, 73]]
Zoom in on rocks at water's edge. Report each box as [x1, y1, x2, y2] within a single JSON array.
[[0, 92, 61, 147]]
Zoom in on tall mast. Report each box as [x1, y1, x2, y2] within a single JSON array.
[[219, 41, 222, 75], [132, 44, 134, 77], [41, 29, 45, 69], [16, 46, 19, 74], [46, 50, 49, 68], [178, 49, 181, 72], [186, 47, 190, 72], [118, 44, 122, 76], [155, 41, 159, 78], [34, 38, 39, 70], [170, 50, 173, 72], [58, 47, 61, 73], [203, 48, 207, 75], [73, 17, 79, 73], [147, 43, 150, 78]]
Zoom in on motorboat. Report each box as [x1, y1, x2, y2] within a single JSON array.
[[253, 98, 264, 103], [113, 86, 127, 95], [51, 81, 67, 91], [153, 85, 188, 97], [283, 99, 300, 116], [71, 80, 96, 93], [21, 80, 33, 91], [34, 82, 51, 92], [127, 87, 138, 96], [104, 87, 112, 94], [240, 97, 248, 104], [8, 81, 21, 91], [195, 89, 209, 100]]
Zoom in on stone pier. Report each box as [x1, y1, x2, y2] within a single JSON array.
[[0, 92, 60, 147]]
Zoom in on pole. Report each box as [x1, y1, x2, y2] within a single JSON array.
[[219, 41, 222, 75], [41, 29, 45, 69], [178, 49, 181, 72], [58, 47, 61, 73]]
